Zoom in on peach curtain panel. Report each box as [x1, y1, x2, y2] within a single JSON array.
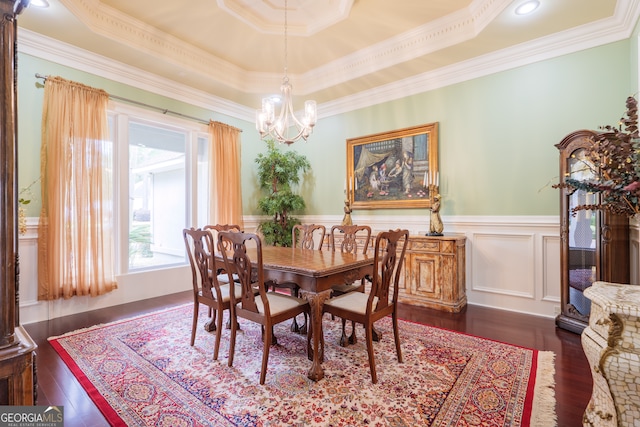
[[208, 121, 244, 228], [38, 76, 117, 300]]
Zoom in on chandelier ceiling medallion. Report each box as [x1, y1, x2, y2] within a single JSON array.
[[255, 0, 317, 145]]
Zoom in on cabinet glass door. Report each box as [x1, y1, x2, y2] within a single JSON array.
[[566, 147, 596, 317]]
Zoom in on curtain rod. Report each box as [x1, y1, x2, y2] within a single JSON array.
[[35, 73, 242, 132]]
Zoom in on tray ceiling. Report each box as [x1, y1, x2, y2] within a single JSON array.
[[17, 0, 627, 113]]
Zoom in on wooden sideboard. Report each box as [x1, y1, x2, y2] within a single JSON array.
[[326, 232, 467, 312], [398, 235, 466, 312]]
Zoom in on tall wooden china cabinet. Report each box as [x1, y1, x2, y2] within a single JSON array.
[[0, 0, 37, 405], [555, 130, 630, 334]]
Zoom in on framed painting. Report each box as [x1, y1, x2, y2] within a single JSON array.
[[347, 123, 438, 209]]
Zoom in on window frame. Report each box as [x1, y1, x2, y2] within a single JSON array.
[[108, 101, 209, 275]]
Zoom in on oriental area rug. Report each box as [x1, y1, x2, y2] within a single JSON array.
[[49, 304, 556, 426]]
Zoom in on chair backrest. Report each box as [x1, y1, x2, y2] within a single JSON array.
[[292, 224, 326, 250], [368, 229, 409, 311], [218, 231, 267, 315], [204, 224, 241, 252], [183, 227, 224, 301], [204, 224, 241, 233], [329, 224, 372, 255]]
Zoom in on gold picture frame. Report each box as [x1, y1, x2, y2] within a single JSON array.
[[347, 123, 438, 210]]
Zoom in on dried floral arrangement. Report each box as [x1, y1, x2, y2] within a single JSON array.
[[555, 96, 640, 217]]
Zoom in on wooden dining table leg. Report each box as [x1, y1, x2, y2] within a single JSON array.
[[305, 290, 331, 381]]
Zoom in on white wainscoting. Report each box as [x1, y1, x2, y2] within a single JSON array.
[[246, 214, 564, 318], [23, 214, 636, 325], [18, 218, 191, 325]]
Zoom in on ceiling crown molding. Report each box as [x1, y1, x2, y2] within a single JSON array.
[[59, 0, 515, 96], [321, 0, 640, 117], [294, 0, 514, 95], [18, 28, 254, 121], [19, 0, 640, 122], [216, 0, 355, 36], [58, 0, 250, 90]]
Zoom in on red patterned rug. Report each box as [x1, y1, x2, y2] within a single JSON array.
[[49, 304, 556, 426]]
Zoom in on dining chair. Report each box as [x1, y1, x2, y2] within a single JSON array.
[[293, 223, 326, 251], [323, 228, 409, 383], [202, 224, 244, 330], [183, 227, 241, 360], [270, 224, 326, 334], [203, 224, 242, 281], [328, 224, 372, 346], [218, 231, 310, 385]]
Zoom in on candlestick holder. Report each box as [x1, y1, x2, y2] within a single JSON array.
[[427, 185, 443, 236], [342, 196, 353, 226]]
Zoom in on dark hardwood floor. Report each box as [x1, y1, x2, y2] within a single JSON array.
[[24, 291, 591, 426]]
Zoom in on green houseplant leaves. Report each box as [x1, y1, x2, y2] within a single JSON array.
[[255, 140, 311, 246]]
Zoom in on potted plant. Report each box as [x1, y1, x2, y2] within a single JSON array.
[[557, 96, 640, 217], [255, 140, 311, 246]]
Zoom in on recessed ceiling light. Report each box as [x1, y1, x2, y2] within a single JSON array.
[[29, 0, 50, 8], [515, 0, 539, 15]]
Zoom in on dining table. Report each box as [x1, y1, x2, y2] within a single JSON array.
[[225, 245, 374, 381]]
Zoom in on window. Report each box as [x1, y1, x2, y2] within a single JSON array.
[[110, 104, 209, 273], [128, 122, 186, 269]]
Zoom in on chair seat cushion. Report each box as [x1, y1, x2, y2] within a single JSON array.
[[324, 292, 378, 315], [221, 283, 243, 302], [255, 292, 307, 316], [200, 283, 243, 303], [216, 273, 239, 284]]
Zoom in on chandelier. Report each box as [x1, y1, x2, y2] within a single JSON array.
[[255, 0, 317, 145]]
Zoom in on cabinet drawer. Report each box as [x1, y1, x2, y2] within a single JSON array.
[[408, 240, 440, 253], [588, 301, 612, 340]]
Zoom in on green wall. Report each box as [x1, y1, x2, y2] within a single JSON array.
[[17, 38, 632, 218], [295, 40, 632, 217]]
